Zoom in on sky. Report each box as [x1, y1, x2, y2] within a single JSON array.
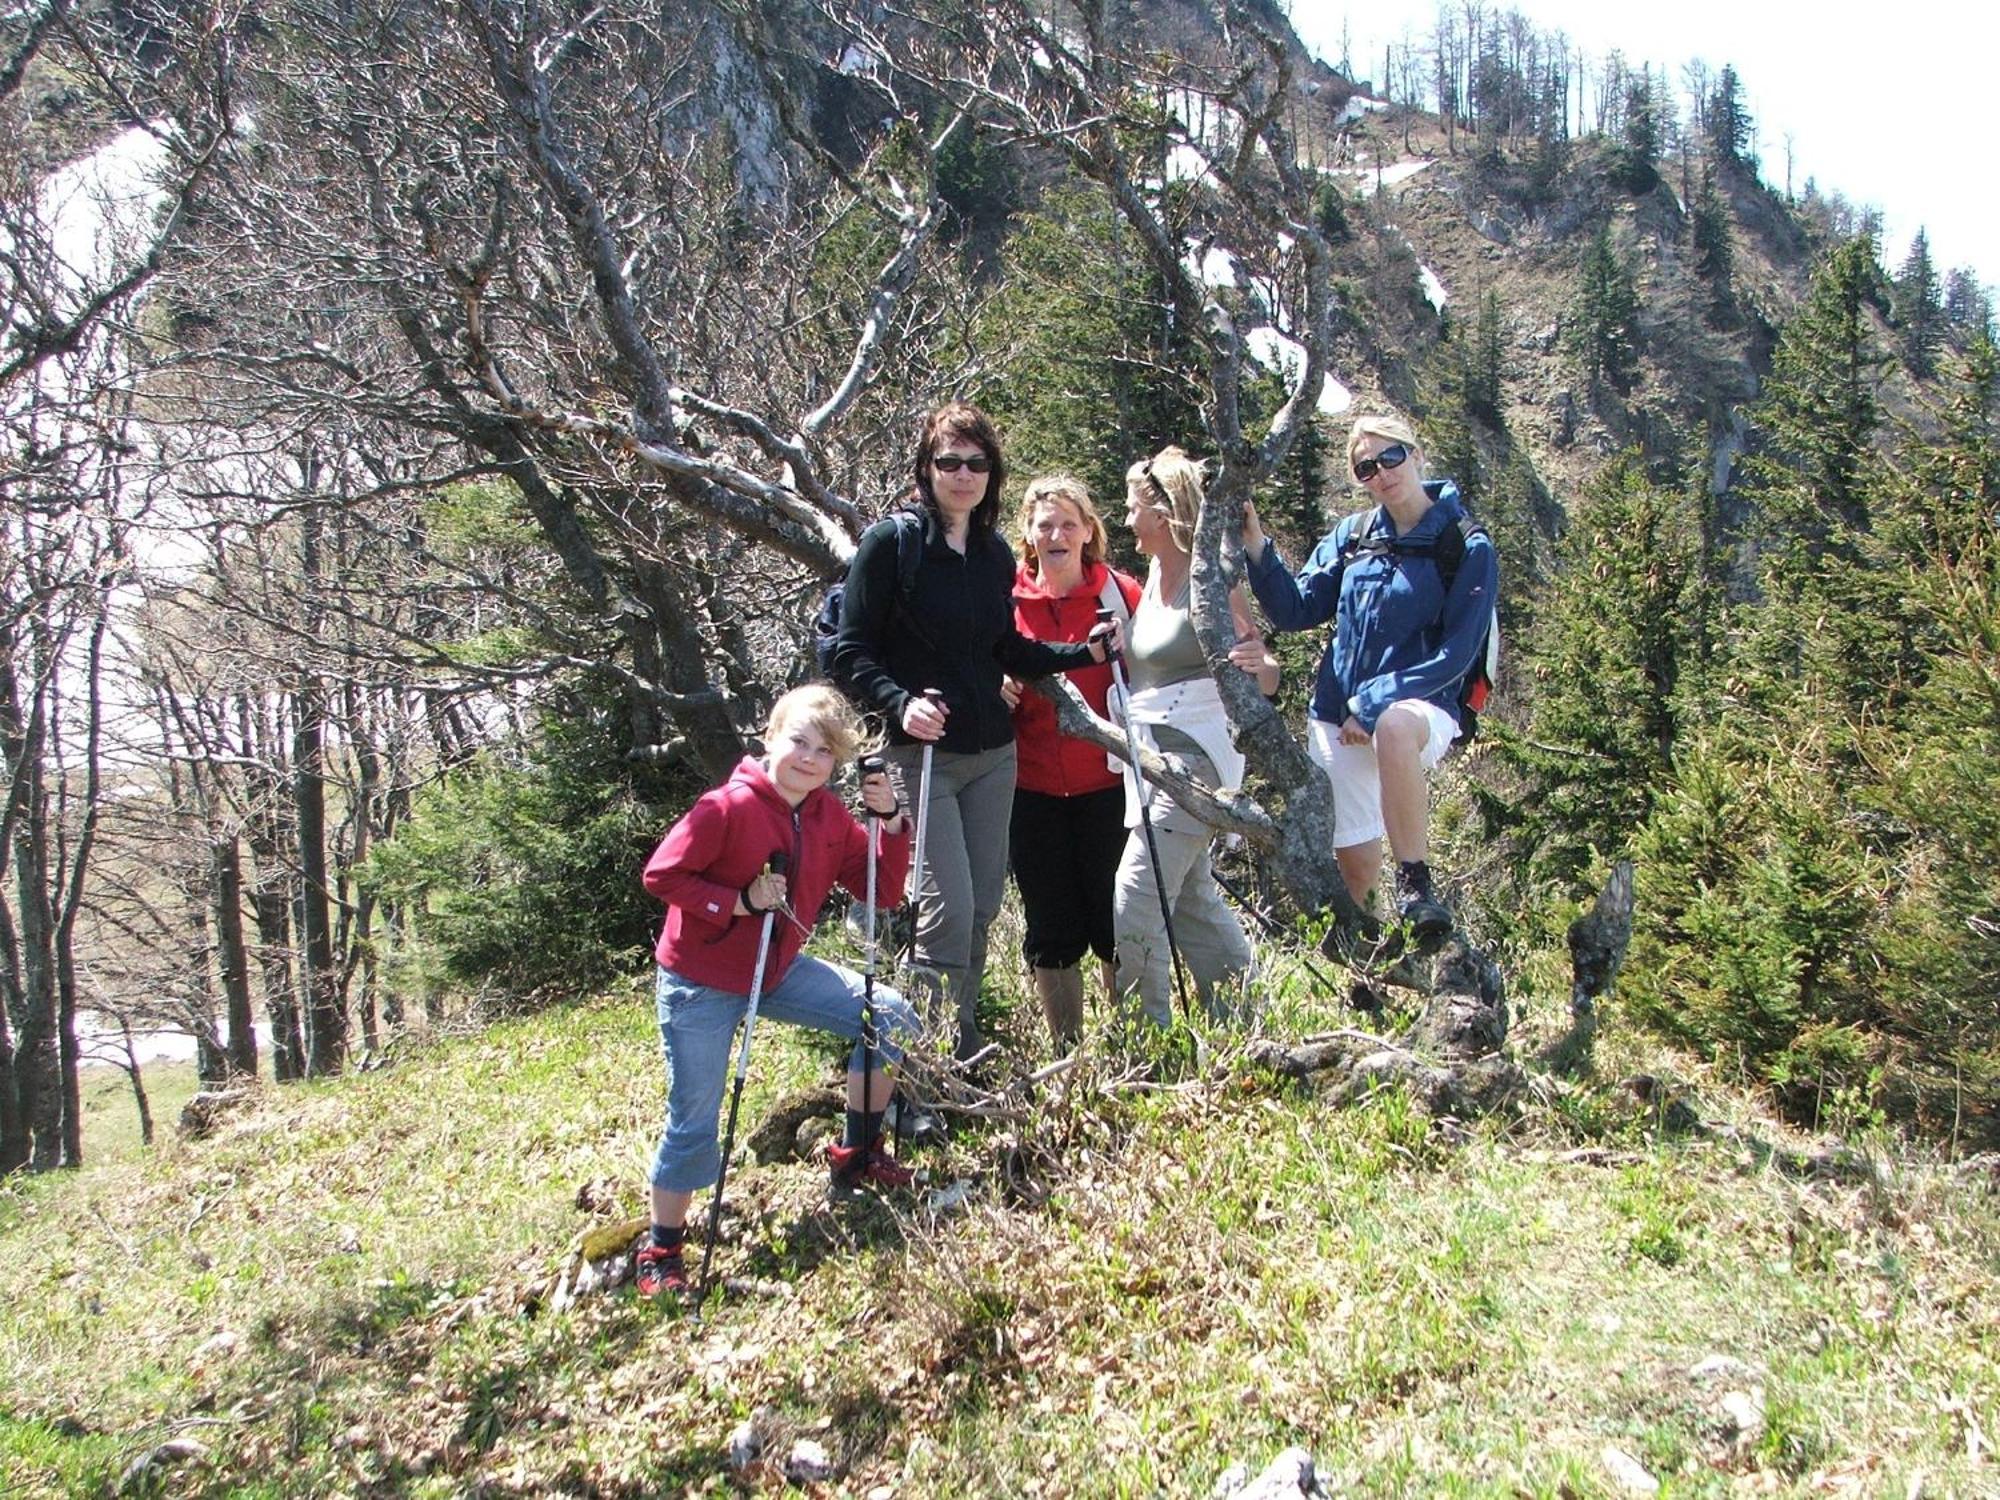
[[1289, 0, 2000, 289]]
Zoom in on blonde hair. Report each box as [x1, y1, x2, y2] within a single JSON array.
[[765, 684, 867, 765], [1017, 475, 1109, 571], [1125, 445, 1205, 554], [1346, 413, 1424, 475]]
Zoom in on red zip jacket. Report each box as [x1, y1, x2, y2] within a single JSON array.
[[643, 757, 911, 993], [1010, 559, 1143, 797]]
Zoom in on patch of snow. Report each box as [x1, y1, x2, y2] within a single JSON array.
[[78, 1012, 272, 1069], [1165, 143, 1213, 186], [1183, 244, 1239, 289], [834, 42, 878, 76], [1244, 326, 1353, 415], [1334, 96, 1389, 125], [1418, 262, 1448, 313], [37, 125, 173, 291], [1342, 158, 1434, 196]]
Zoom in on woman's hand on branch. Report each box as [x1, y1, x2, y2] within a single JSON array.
[[1239, 499, 1268, 560]]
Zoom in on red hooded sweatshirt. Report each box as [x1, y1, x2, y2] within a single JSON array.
[[643, 757, 911, 993], [1010, 558, 1143, 796]]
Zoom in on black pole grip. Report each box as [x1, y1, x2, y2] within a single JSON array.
[[857, 753, 892, 818], [1093, 605, 1123, 664]]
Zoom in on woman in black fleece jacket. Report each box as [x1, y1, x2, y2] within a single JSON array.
[[831, 402, 1112, 1059]]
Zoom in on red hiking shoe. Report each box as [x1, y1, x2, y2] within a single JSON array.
[[827, 1140, 915, 1192], [634, 1243, 688, 1300]]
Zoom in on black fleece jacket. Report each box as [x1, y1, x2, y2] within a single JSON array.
[[831, 508, 1092, 752]]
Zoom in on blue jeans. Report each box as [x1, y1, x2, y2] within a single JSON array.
[[647, 958, 916, 1193]]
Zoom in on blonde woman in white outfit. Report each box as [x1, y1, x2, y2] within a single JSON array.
[[1111, 446, 1278, 1026]]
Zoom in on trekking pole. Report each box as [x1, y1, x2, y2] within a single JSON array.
[[696, 850, 788, 1308], [901, 690, 946, 1000], [857, 752, 888, 1146], [896, 690, 944, 1153], [1096, 606, 1195, 1022]]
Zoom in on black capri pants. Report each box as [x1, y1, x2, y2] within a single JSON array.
[[1008, 784, 1127, 970]]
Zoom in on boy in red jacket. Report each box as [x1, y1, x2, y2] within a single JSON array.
[[637, 686, 916, 1299]]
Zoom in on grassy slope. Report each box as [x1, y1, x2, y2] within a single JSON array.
[[2, 962, 1996, 1499]]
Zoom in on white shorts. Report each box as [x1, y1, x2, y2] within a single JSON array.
[[1307, 701, 1459, 850]]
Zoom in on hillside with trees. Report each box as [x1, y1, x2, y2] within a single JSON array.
[[2, 0, 1997, 1489]]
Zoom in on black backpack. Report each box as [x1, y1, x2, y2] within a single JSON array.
[[1339, 507, 1501, 742], [813, 511, 927, 682]]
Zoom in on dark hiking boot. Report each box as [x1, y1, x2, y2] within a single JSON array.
[[1394, 861, 1454, 947], [1397, 893, 1455, 945], [828, 1141, 916, 1192], [634, 1244, 688, 1300]]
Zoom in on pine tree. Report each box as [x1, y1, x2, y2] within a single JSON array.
[[1613, 70, 1660, 193], [1689, 160, 1734, 321], [1566, 224, 1640, 393], [1706, 64, 1753, 168], [1743, 237, 1888, 568], [1943, 268, 1996, 346], [1313, 177, 1352, 245], [1894, 228, 1945, 379], [1506, 455, 1715, 888], [1461, 288, 1505, 426]]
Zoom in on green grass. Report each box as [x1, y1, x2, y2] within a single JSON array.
[[2, 958, 1997, 1497]]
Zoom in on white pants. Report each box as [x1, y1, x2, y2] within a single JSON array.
[[1307, 701, 1458, 849]]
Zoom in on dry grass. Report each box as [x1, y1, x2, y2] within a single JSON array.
[[2, 959, 1997, 1498]]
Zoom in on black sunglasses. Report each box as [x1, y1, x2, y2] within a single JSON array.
[[1352, 443, 1410, 482], [932, 453, 992, 474]]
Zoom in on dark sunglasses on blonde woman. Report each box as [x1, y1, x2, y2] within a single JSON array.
[[932, 454, 992, 474], [1352, 443, 1410, 482]]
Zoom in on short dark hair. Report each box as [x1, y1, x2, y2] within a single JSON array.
[[911, 401, 1006, 533]]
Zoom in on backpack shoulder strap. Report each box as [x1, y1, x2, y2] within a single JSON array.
[[888, 510, 926, 605], [1435, 515, 1489, 593], [1096, 568, 1133, 628], [1337, 507, 1388, 562]]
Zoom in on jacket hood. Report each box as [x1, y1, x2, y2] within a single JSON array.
[[725, 755, 794, 814], [1416, 479, 1464, 529], [1013, 556, 1111, 604]]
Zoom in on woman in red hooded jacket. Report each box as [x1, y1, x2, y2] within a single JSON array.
[[1002, 475, 1143, 1048]]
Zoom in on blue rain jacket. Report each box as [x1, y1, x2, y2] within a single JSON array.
[[1244, 479, 1498, 733]]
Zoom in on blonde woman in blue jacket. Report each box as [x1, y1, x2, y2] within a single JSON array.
[[1240, 415, 1497, 939]]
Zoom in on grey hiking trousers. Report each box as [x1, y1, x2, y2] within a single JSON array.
[[886, 741, 1016, 1059]]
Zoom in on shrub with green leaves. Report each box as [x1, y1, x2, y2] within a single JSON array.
[[363, 696, 699, 1007]]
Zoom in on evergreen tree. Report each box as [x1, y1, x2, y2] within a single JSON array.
[[1266, 410, 1332, 549], [1313, 176, 1352, 245], [1461, 288, 1505, 426], [1743, 237, 1888, 568], [1866, 338, 2000, 1110], [1705, 64, 1753, 168], [1613, 70, 1661, 193], [1506, 456, 1714, 889], [1689, 160, 1734, 320], [1894, 228, 1945, 379], [1943, 267, 1996, 346], [980, 183, 1205, 509], [1566, 224, 1640, 393], [1623, 341, 2000, 1131]]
